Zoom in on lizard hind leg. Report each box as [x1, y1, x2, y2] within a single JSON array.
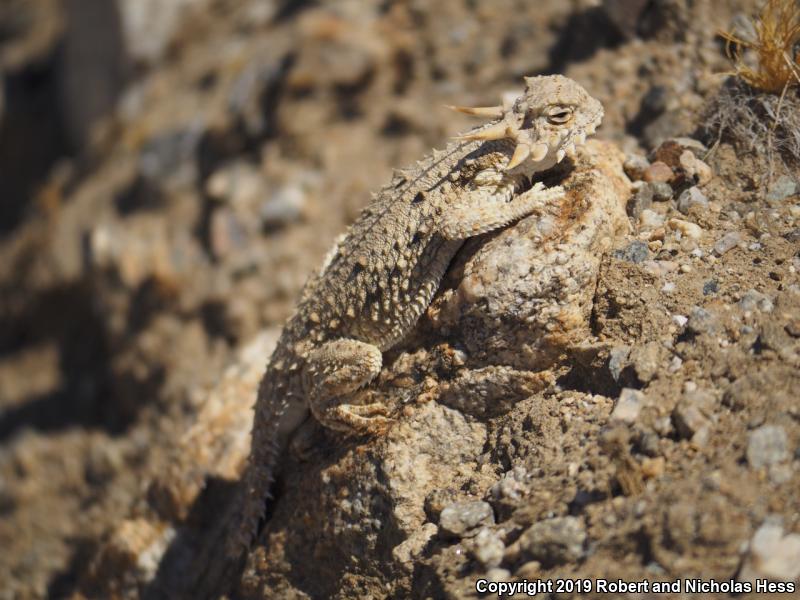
[[304, 338, 392, 435]]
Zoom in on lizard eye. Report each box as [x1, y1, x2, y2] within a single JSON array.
[[546, 108, 572, 125]]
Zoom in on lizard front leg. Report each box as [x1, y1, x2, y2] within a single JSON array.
[[439, 181, 565, 240], [303, 338, 393, 435]]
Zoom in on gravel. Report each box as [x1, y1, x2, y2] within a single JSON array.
[[713, 231, 743, 255], [610, 388, 645, 423], [439, 500, 495, 538], [747, 425, 789, 469], [676, 186, 708, 214], [513, 517, 586, 567]]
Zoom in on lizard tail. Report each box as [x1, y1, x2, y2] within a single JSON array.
[[226, 376, 285, 558]]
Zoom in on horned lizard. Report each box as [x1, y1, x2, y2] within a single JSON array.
[[232, 74, 604, 553]]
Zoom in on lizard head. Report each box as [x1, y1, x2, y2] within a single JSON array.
[[448, 74, 603, 172]]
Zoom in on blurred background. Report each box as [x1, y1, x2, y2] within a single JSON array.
[[2, 0, 796, 597]]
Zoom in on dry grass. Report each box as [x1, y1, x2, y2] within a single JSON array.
[[719, 0, 800, 94], [704, 0, 800, 184]]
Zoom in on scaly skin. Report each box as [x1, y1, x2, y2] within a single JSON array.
[[230, 74, 604, 554]]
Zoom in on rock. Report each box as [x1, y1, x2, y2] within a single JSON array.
[[643, 161, 673, 183], [686, 306, 718, 336], [676, 186, 708, 214], [608, 345, 631, 382], [639, 209, 665, 228], [90, 518, 177, 588], [765, 175, 797, 201], [439, 500, 495, 538], [623, 154, 650, 181], [747, 425, 789, 469], [702, 279, 719, 295], [627, 184, 653, 219], [512, 517, 586, 567], [784, 229, 800, 243], [650, 181, 673, 201], [209, 207, 247, 259], [613, 240, 650, 264], [678, 150, 712, 185], [739, 290, 774, 313], [672, 390, 714, 443], [786, 320, 800, 338], [739, 520, 800, 583], [391, 523, 437, 567], [668, 137, 708, 156], [714, 231, 743, 255], [490, 467, 529, 503], [668, 218, 703, 240], [260, 184, 306, 228], [641, 456, 665, 478], [206, 162, 264, 209], [610, 388, 645, 423], [628, 341, 663, 383], [471, 528, 505, 568], [117, 0, 203, 65], [139, 123, 205, 182], [601, 0, 652, 38]]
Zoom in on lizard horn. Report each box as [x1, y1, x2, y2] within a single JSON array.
[[530, 142, 549, 162], [458, 120, 514, 142], [445, 104, 504, 118], [505, 143, 531, 170]]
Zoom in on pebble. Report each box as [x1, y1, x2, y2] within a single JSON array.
[[260, 184, 305, 228], [514, 517, 586, 567], [650, 181, 673, 201], [209, 208, 247, 258], [485, 568, 512, 583], [206, 162, 264, 209], [765, 175, 798, 201], [676, 186, 709, 214], [490, 467, 529, 502], [627, 184, 653, 219], [439, 500, 494, 538], [140, 123, 205, 181], [623, 154, 650, 181], [672, 390, 714, 442], [702, 280, 718, 295], [629, 342, 662, 383], [738, 289, 774, 313], [686, 306, 718, 336], [747, 425, 789, 469], [643, 161, 673, 183], [472, 528, 505, 568], [669, 137, 708, 156], [661, 282, 675, 294], [739, 520, 800, 582], [668, 218, 703, 240], [672, 314, 688, 327], [613, 240, 650, 264], [608, 346, 631, 382], [610, 388, 645, 423], [784, 229, 800, 243], [786, 319, 800, 338], [639, 209, 665, 229], [714, 231, 743, 255], [679, 150, 713, 185], [641, 456, 665, 478]]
